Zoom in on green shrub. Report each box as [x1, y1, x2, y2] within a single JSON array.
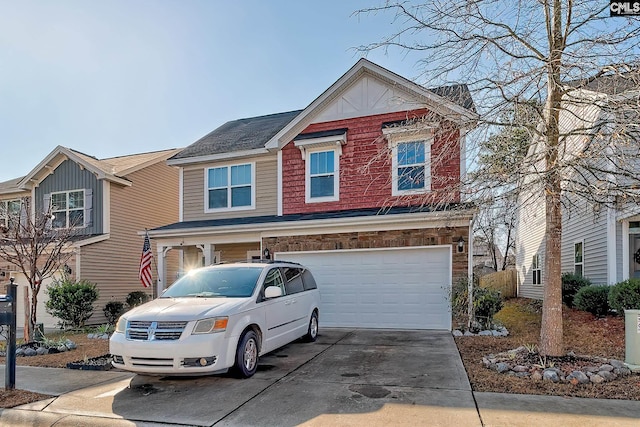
[[608, 278, 640, 316], [126, 291, 150, 309], [573, 285, 610, 317], [45, 278, 99, 329], [561, 272, 592, 308], [103, 301, 125, 325], [473, 287, 503, 330]]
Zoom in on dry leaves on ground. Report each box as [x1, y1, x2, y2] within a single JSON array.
[[455, 298, 640, 400]]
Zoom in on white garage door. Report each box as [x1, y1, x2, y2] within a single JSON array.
[[275, 246, 451, 330]]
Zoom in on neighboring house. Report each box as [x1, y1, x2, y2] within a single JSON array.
[[0, 146, 181, 326], [149, 59, 477, 331], [515, 72, 640, 299], [473, 237, 504, 275]]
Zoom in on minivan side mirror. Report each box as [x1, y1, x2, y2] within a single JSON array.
[[264, 286, 283, 299]]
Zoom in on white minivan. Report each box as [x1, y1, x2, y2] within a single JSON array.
[[109, 261, 320, 378]]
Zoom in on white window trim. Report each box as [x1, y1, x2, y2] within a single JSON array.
[[304, 147, 340, 203], [574, 240, 584, 276], [49, 189, 86, 229], [204, 162, 256, 213], [293, 132, 345, 205], [384, 127, 434, 197], [532, 253, 542, 286]]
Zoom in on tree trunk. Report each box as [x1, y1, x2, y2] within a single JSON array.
[[539, 0, 564, 357], [541, 186, 563, 356]]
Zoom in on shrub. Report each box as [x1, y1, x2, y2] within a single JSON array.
[[103, 301, 125, 325], [126, 291, 150, 309], [608, 278, 640, 316], [473, 287, 503, 330], [574, 285, 610, 317], [561, 272, 592, 308], [46, 278, 99, 329]]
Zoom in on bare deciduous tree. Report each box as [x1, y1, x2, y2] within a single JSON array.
[[0, 197, 75, 340], [358, 1, 640, 356]]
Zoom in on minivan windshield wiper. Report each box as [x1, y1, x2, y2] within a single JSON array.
[[188, 292, 226, 298]]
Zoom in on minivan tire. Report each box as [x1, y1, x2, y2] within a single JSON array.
[[233, 330, 259, 378]]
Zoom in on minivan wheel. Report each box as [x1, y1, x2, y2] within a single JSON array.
[[304, 311, 318, 342], [234, 330, 259, 378]]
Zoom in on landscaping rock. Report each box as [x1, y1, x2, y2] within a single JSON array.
[[495, 362, 510, 373], [452, 330, 463, 337], [35, 347, 48, 355], [23, 348, 37, 357], [482, 347, 634, 385], [567, 370, 590, 384], [543, 369, 560, 382]]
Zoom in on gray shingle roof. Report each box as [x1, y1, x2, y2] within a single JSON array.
[[566, 70, 640, 96], [429, 84, 475, 112], [170, 110, 303, 160], [170, 83, 475, 162]]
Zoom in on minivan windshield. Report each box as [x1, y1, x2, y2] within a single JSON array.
[[161, 266, 262, 298]]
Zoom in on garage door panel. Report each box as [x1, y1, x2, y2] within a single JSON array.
[[276, 246, 452, 330]]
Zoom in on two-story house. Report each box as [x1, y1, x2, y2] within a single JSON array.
[[149, 59, 477, 330], [516, 71, 640, 298], [0, 146, 181, 326]]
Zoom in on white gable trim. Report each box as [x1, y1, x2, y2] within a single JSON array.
[[17, 146, 132, 189], [265, 58, 477, 151]]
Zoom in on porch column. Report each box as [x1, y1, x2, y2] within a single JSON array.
[[623, 220, 630, 281], [156, 245, 166, 298], [202, 243, 215, 266]]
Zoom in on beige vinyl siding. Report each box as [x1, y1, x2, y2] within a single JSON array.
[[78, 161, 180, 325], [216, 243, 260, 262], [182, 155, 277, 221]]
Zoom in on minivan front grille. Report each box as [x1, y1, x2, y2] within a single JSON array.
[[126, 321, 187, 341]]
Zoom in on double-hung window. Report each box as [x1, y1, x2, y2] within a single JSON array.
[[206, 163, 254, 211], [532, 254, 542, 285], [294, 130, 345, 204], [384, 125, 433, 196], [395, 141, 428, 193], [306, 149, 339, 202], [574, 241, 584, 276], [0, 199, 21, 228], [50, 190, 85, 228]]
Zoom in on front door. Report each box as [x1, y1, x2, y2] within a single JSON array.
[[631, 235, 640, 279]]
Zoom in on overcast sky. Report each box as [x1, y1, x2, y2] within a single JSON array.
[[0, 1, 433, 183]]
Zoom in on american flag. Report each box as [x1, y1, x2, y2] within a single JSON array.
[[139, 232, 153, 288]]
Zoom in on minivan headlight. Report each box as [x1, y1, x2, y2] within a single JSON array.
[[193, 317, 228, 334], [115, 316, 128, 334]]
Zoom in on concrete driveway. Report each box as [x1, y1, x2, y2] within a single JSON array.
[[8, 328, 480, 426]]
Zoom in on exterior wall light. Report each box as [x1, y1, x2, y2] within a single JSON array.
[[263, 248, 271, 260], [457, 236, 465, 253]]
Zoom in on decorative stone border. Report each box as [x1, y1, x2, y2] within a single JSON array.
[[482, 346, 633, 384]]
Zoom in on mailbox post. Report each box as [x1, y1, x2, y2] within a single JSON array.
[[1, 278, 17, 389]]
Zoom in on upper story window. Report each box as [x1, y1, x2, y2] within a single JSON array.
[[294, 129, 346, 204], [383, 123, 434, 196], [206, 163, 255, 211], [306, 149, 339, 202], [395, 141, 429, 193], [574, 241, 584, 276], [0, 199, 21, 229], [532, 253, 542, 285], [50, 190, 85, 229]]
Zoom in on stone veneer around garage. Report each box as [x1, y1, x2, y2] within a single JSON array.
[[263, 226, 469, 282]]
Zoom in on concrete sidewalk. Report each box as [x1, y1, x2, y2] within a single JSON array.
[[1, 329, 640, 426]]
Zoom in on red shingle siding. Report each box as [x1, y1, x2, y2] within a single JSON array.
[[282, 110, 461, 215]]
